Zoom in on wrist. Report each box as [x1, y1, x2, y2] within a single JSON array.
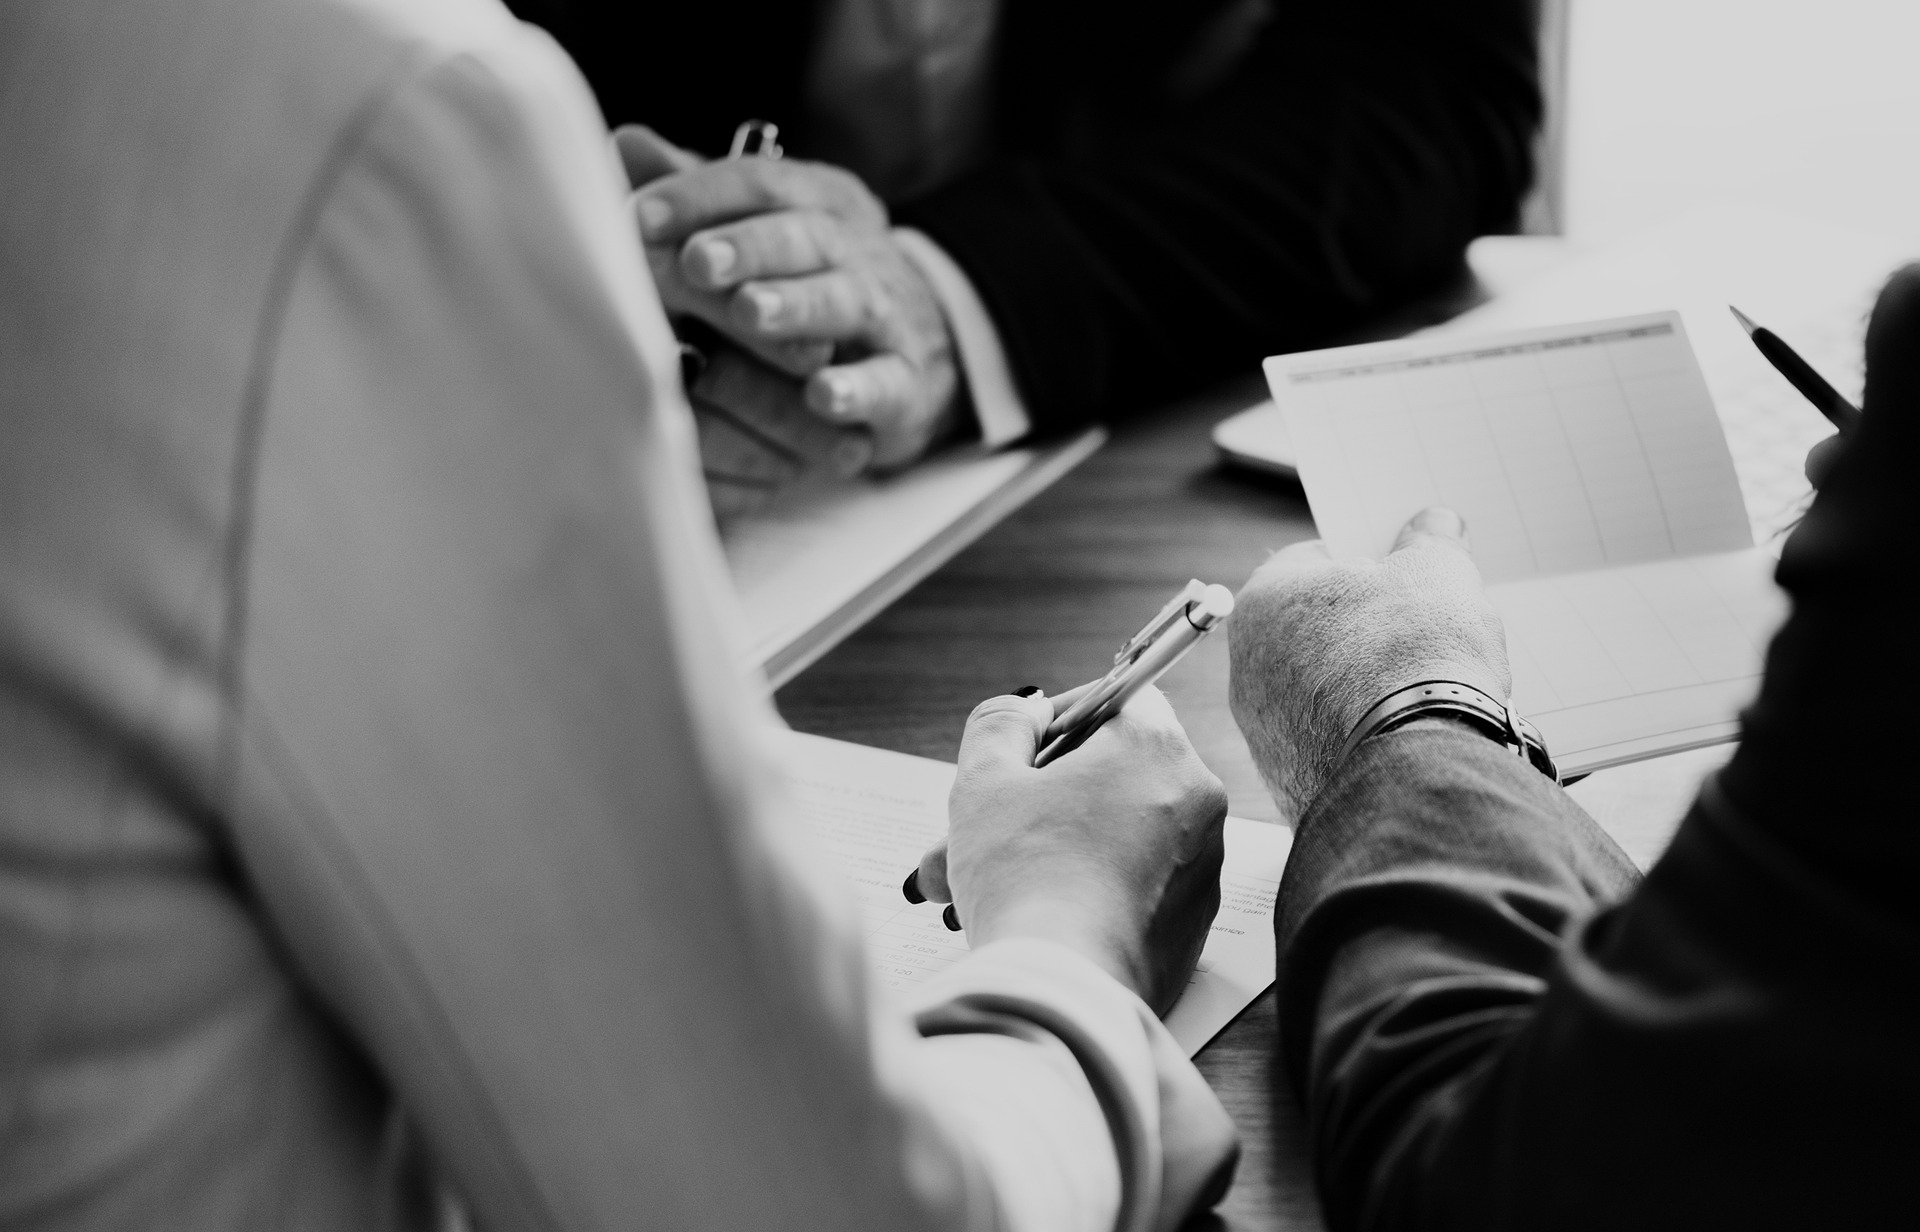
[[1338, 678, 1559, 783], [966, 892, 1152, 1005], [1325, 661, 1511, 743]]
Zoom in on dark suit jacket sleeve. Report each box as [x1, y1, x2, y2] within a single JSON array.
[[898, 0, 1539, 434], [1272, 267, 1920, 1231]]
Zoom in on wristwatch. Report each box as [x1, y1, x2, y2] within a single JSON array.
[[1336, 679, 1560, 784]]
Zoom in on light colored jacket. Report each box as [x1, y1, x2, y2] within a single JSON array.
[[0, 1, 1234, 1228]]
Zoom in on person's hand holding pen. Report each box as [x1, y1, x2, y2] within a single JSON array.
[[908, 685, 1229, 1017], [1727, 304, 1861, 493], [613, 125, 963, 499]]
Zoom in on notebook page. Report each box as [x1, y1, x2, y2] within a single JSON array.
[[775, 730, 1289, 1057], [1493, 549, 1786, 775], [1418, 207, 1908, 545], [1267, 313, 1752, 583], [1266, 313, 1789, 772]]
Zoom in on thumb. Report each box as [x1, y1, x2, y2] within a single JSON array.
[[956, 689, 1053, 776], [909, 838, 951, 904], [1391, 505, 1471, 555], [612, 124, 702, 189]]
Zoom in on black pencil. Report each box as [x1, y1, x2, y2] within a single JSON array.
[[1729, 305, 1861, 433]]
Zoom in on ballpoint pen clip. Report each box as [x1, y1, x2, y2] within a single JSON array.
[[728, 119, 784, 160], [1113, 579, 1208, 667]]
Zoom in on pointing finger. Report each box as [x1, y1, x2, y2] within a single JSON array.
[[1075, 684, 1184, 754], [1048, 680, 1098, 719]]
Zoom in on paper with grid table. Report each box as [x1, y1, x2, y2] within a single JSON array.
[[1265, 311, 1788, 776]]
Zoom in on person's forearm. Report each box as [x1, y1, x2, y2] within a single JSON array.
[[897, 0, 1539, 433], [1283, 603, 1920, 1232], [1288, 747, 1918, 1230], [1275, 725, 1637, 1228]]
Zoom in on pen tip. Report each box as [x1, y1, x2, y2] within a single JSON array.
[[1728, 305, 1759, 335]]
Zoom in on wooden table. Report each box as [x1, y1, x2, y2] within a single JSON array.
[[777, 372, 1331, 1231]]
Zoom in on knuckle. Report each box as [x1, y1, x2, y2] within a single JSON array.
[[1196, 769, 1230, 818]]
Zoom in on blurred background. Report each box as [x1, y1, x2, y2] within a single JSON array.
[[1563, 0, 1920, 246]]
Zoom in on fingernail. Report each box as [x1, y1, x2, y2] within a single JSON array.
[[695, 239, 736, 282], [1012, 685, 1042, 698], [635, 196, 671, 235], [815, 372, 854, 417], [742, 286, 781, 327], [942, 904, 962, 932], [902, 870, 926, 904]]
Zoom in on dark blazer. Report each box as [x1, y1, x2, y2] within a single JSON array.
[[505, 0, 1541, 434], [1275, 267, 1920, 1228]]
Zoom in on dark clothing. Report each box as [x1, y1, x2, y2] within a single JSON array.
[[505, 0, 1541, 434], [1278, 267, 1920, 1229]]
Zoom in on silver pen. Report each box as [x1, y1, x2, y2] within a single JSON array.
[[1033, 580, 1235, 768]]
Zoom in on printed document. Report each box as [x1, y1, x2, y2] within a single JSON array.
[[777, 730, 1289, 1056], [1266, 312, 1789, 775]]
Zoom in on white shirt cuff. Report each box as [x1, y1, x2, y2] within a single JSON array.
[[906, 938, 1239, 1232], [892, 226, 1033, 448]]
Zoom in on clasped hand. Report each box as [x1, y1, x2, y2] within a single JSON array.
[[615, 126, 961, 518]]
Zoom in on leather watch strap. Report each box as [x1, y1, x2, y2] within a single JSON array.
[[1335, 679, 1560, 784]]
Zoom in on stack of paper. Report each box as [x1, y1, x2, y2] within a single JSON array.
[[1265, 312, 1788, 776], [777, 730, 1289, 1057]]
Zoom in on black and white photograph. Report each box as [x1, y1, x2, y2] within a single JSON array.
[[2, 1, 1913, 1228]]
